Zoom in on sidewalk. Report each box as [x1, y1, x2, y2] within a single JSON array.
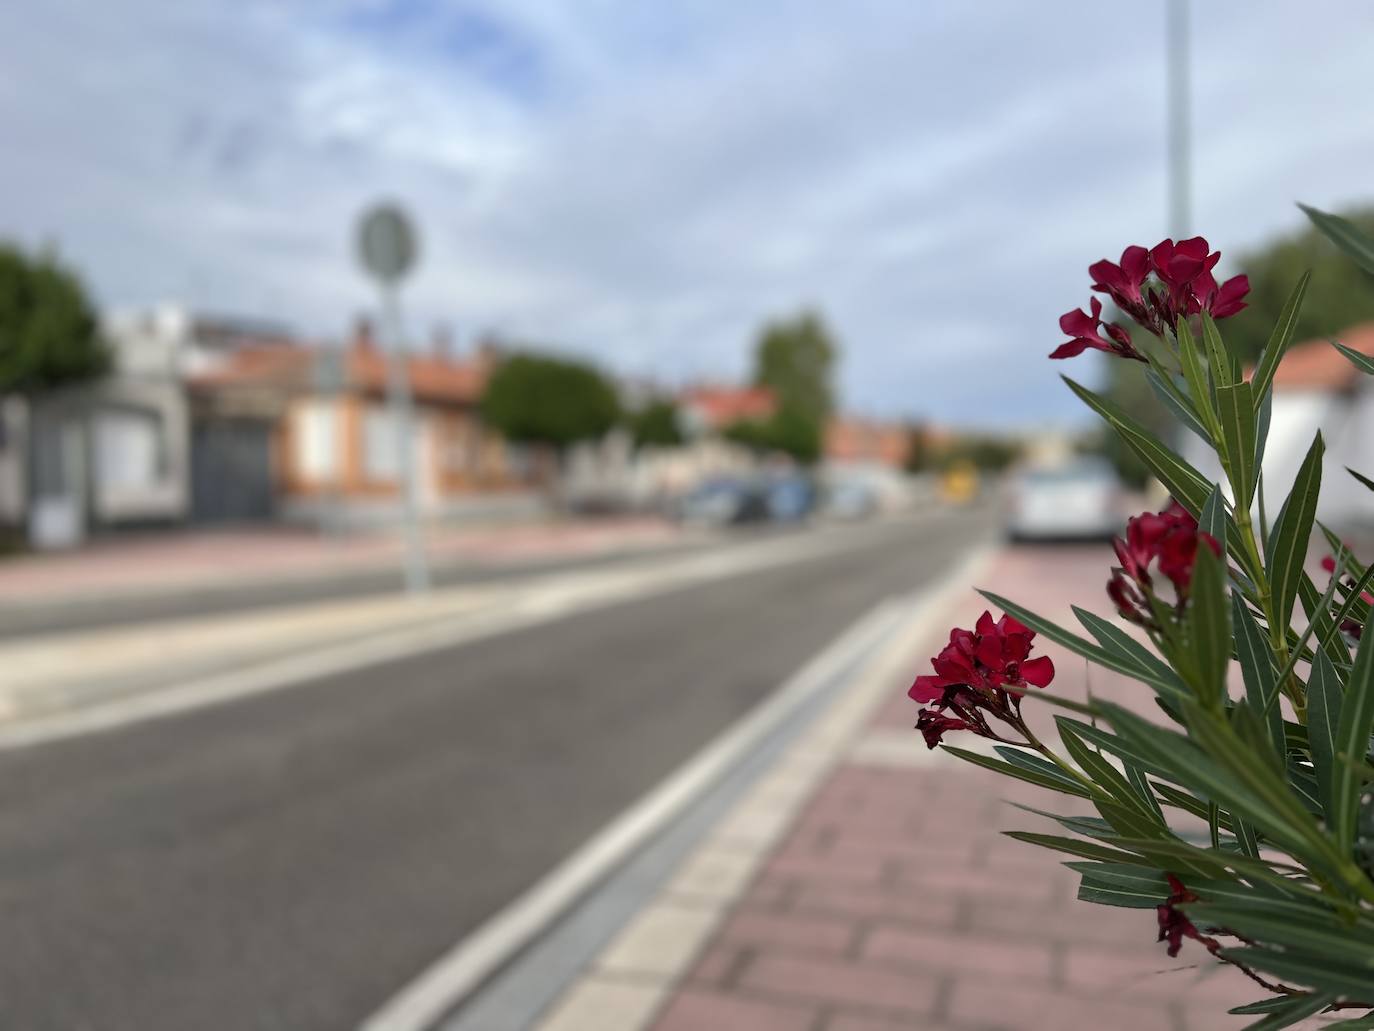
[[529, 545, 1290, 1031], [0, 517, 683, 605]]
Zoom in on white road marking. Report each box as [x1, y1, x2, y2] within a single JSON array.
[[362, 544, 993, 1031], [0, 522, 943, 752]]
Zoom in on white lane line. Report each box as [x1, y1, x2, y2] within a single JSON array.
[[362, 543, 994, 1031], [0, 522, 954, 752]]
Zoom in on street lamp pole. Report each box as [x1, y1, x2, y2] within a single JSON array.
[[1166, 0, 1192, 238]]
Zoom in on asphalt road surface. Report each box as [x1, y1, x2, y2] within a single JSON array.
[[0, 509, 994, 1031]]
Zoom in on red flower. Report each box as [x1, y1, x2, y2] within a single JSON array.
[[909, 610, 1054, 749], [1107, 500, 1220, 627], [1055, 236, 1250, 361], [1156, 875, 1218, 958], [1050, 298, 1144, 362]]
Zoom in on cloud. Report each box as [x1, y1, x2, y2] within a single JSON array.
[[1, 0, 1372, 427]]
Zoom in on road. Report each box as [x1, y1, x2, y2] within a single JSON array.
[[0, 509, 993, 1031]]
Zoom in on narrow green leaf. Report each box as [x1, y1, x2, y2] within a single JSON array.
[[1187, 904, 1374, 965], [1350, 467, 1374, 493], [1184, 545, 1231, 708], [1068, 861, 1167, 908], [1319, 1014, 1374, 1030], [1057, 717, 1149, 811], [1217, 381, 1258, 508], [1147, 368, 1211, 443], [1233, 592, 1283, 752], [940, 745, 1092, 798], [1267, 432, 1325, 636], [1332, 621, 1374, 856], [1301, 203, 1374, 275], [1309, 649, 1344, 821], [1176, 318, 1219, 433], [1236, 990, 1338, 1030], [1220, 947, 1374, 997], [1250, 270, 1312, 406], [1073, 606, 1188, 700], [1002, 831, 1142, 865], [1197, 483, 1226, 543], [1332, 339, 1374, 375], [981, 591, 1180, 697], [1124, 761, 1166, 822], [1256, 390, 1273, 468], [1201, 313, 1240, 389]]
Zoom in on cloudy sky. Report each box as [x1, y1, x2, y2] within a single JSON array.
[[2, 1, 1372, 427]]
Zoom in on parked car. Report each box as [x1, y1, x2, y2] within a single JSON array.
[[1005, 457, 1125, 541], [762, 474, 817, 522], [822, 480, 879, 521], [678, 477, 768, 526]]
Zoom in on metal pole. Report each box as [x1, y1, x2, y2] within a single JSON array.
[[1166, 0, 1191, 238], [381, 285, 430, 593]]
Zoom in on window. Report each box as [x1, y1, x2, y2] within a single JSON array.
[[363, 406, 402, 481], [294, 400, 339, 482], [96, 407, 165, 491]]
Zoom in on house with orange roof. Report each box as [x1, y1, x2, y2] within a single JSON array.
[[1184, 322, 1374, 526]]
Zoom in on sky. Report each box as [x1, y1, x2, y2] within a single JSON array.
[[2, 1, 1373, 428]]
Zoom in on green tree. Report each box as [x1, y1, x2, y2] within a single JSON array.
[[479, 353, 620, 455], [722, 401, 822, 465], [0, 243, 107, 393], [753, 311, 836, 419], [1224, 208, 1374, 364], [627, 399, 684, 449]]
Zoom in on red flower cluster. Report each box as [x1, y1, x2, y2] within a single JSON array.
[[1107, 500, 1221, 628], [1052, 236, 1250, 362], [1321, 554, 1370, 639], [1156, 875, 1218, 958], [909, 610, 1054, 748]]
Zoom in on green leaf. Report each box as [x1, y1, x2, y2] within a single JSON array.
[[1221, 947, 1374, 997], [1201, 312, 1242, 389], [980, 591, 1181, 697], [1176, 318, 1219, 431], [1147, 368, 1212, 444], [1184, 545, 1231, 708], [1198, 483, 1226, 543], [1350, 467, 1374, 493], [1308, 649, 1344, 821], [1002, 831, 1142, 865], [1332, 619, 1374, 856], [1073, 606, 1188, 701], [1267, 432, 1325, 636], [1234, 991, 1338, 1030], [1256, 390, 1273, 469], [1187, 904, 1374, 965], [941, 745, 1092, 798], [1250, 271, 1312, 407], [1320, 1014, 1374, 1030], [1217, 381, 1258, 508], [1332, 339, 1374, 376], [1056, 717, 1150, 811], [1233, 592, 1283, 752], [1068, 861, 1167, 908], [1301, 203, 1374, 276]]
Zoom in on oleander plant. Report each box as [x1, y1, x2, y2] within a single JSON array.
[[911, 206, 1374, 1028]]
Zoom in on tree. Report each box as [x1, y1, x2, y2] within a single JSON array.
[[753, 311, 836, 419], [627, 399, 683, 449], [0, 243, 107, 393], [479, 353, 620, 454], [1224, 208, 1374, 364], [722, 401, 822, 465]]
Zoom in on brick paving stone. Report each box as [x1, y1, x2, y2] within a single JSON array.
[[947, 979, 1176, 1031], [787, 879, 960, 926], [861, 924, 1054, 981], [650, 988, 817, 1031], [739, 954, 939, 1015], [717, 910, 858, 956], [827, 1015, 959, 1031], [683, 943, 750, 989]]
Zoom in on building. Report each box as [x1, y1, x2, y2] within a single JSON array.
[[195, 322, 545, 528], [824, 417, 911, 469], [678, 385, 776, 434], [1183, 322, 1374, 528]]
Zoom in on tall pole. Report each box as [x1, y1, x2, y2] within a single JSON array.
[[381, 284, 430, 593], [1166, 0, 1191, 239]]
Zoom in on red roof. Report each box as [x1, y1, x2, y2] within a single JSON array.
[[1272, 322, 1374, 392], [189, 340, 487, 404], [680, 385, 776, 428]]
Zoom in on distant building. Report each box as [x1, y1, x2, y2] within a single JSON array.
[[1184, 322, 1374, 528], [824, 417, 911, 469], [189, 321, 545, 528], [678, 385, 776, 434]]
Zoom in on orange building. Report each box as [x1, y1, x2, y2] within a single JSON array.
[[824, 417, 912, 469]]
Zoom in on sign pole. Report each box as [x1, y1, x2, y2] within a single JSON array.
[[357, 201, 430, 594]]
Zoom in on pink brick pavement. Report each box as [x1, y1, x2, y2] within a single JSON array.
[[648, 544, 1320, 1031], [0, 517, 680, 602]]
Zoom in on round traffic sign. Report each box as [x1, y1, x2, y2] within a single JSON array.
[[357, 203, 418, 284]]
